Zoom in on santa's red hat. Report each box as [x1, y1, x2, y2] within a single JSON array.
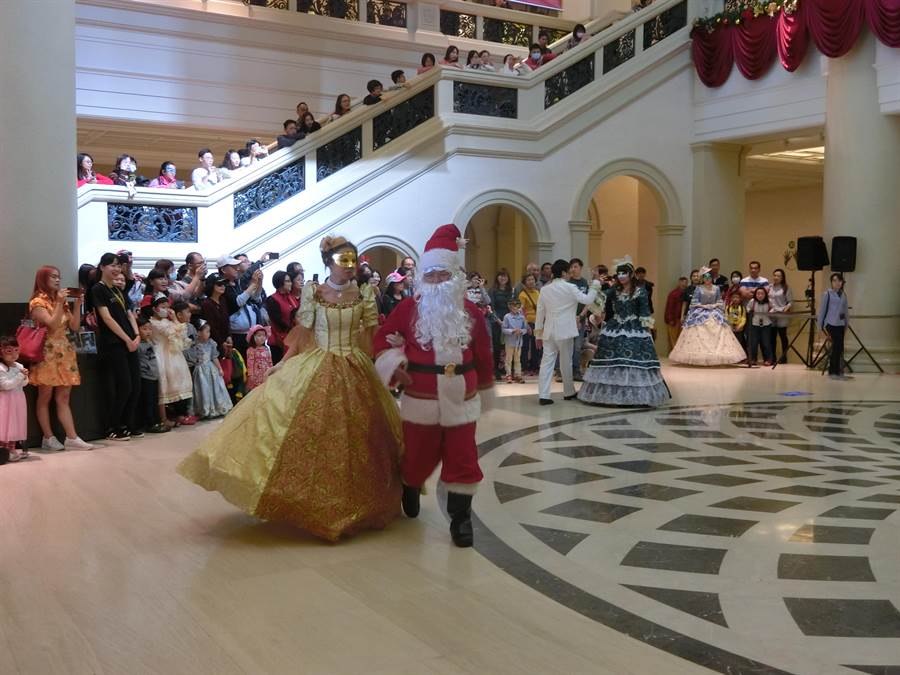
[[420, 224, 465, 273]]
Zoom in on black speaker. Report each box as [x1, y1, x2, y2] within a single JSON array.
[[831, 236, 857, 272], [797, 236, 829, 271]]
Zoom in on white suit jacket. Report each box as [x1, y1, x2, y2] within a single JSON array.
[[534, 278, 598, 342]]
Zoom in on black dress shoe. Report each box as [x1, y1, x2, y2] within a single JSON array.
[[539, 398, 554, 406], [447, 492, 474, 548], [401, 484, 421, 518], [564, 394, 578, 401]]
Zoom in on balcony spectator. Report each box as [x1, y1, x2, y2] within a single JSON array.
[[299, 111, 322, 135], [501, 54, 530, 76], [76, 153, 113, 188], [295, 101, 309, 122], [246, 138, 269, 164], [418, 52, 436, 74], [465, 50, 482, 70], [524, 43, 556, 69], [192, 148, 221, 191], [221, 149, 242, 175], [110, 154, 142, 197], [330, 93, 352, 121], [537, 31, 553, 54], [264, 270, 299, 364], [147, 161, 183, 189], [276, 119, 302, 149], [363, 80, 384, 105], [388, 69, 409, 90], [479, 50, 496, 72], [633, 0, 653, 12], [566, 23, 588, 50], [441, 46, 463, 69], [27, 266, 93, 451]]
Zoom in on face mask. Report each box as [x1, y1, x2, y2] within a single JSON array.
[[575, 31, 584, 38], [732, 277, 741, 284], [169, 272, 177, 281], [531, 52, 541, 60], [155, 307, 167, 317], [240, 157, 251, 167]]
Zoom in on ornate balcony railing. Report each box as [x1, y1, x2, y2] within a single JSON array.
[[482, 17, 531, 47], [366, 0, 407, 27], [234, 158, 305, 228], [245, 0, 290, 8], [453, 81, 517, 118], [642, 0, 687, 50], [108, 204, 198, 243], [373, 87, 435, 150], [603, 30, 636, 73], [316, 126, 363, 180], [440, 10, 477, 39], [544, 54, 594, 108], [296, 0, 359, 21]]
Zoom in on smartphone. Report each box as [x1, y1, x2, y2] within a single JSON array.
[[312, 274, 319, 283], [266, 251, 280, 260], [66, 287, 83, 297]]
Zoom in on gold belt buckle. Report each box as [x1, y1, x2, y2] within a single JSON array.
[[444, 363, 457, 377]]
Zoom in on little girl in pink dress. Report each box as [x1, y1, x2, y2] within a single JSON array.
[[245, 325, 273, 391], [0, 336, 30, 463]]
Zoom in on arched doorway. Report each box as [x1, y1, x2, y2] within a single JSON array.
[[357, 235, 417, 278], [463, 204, 534, 280]]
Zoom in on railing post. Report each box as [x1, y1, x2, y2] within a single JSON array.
[[435, 76, 454, 116], [476, 14, 484, 41], [635, 21, 645, 58], [304, 153, 317, 190], [358, 0, 366, 22], [361, 119, 374, 158], [416, 0, 440, 33], [594, 40, 604, 77], [287, 0, 297, 11]]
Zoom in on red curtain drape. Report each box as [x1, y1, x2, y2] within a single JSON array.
[[692, 0, 900, 87]]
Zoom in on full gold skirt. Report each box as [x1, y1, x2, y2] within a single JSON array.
[[177, 347, 403, 541]]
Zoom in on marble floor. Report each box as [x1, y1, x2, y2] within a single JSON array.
[[1, 362, 898, 675]]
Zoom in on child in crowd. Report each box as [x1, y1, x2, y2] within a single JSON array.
[[137, 317, 169, 433], [747, 287, 774, 367], [246, 325, 272, 391], [0, 336, 29, 463], [174, 301, 199, 417], [219, 336, 247, 404], [191, 322, 233, 419], [501, 299, 527, 383], [149, 295, 196, 426], [726, 293, 747, 356]]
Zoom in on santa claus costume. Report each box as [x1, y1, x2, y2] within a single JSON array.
[[373, 224, 494, 547]]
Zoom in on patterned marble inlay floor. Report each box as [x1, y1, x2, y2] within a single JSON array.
[[472, 400, 900, 675]]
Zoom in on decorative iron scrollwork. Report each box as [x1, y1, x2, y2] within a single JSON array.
[[453, 81, 517, 118], [440, 10, 476, 39], [107, 204, 198, 243], [373, 87, 435, 151], [316, 127, 362, 180], [233, 159, 305, 228], [602, 29, 635, 74], [544, 54, 594, 108], [482, 18, 532, 47], [244, 0, 289, 8], [642, 0, 687, 49], [366, 0, 407, 27], [297, 0, 358, 21]]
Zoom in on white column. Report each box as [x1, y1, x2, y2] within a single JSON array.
[[568, 219, 592, 261], [690, 142, 744, 273], [0, 0, 77, 308], [530, 240, 556, 265], [656, 223, 686, 355], [823, 30, 900, 369]]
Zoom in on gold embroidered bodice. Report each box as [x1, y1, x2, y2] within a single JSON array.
[[299, 282, 379, 356]]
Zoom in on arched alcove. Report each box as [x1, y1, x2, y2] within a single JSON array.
[[357, 235, 416, 277]]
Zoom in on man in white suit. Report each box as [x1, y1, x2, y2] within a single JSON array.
[[535, 259, 602, 405]]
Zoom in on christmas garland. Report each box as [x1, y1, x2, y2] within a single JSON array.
[[692, 0, 798, 34]]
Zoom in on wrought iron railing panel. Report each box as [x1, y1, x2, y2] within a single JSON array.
[[482, 18, 532, 47], [244, 0, 289, 8], [642, 0, 687, 49], [453, 81, 517, 118], [373, 87, 435, 151], [108, 204, 198, 243], [316, 127, 363, 180], [544, 54, 594, 108], [602, 29, 635, 74], [233, 159, 305, 228], [366, 0, 407, 27], [440, 10, 476, 39], [296, 0, 358, 21]]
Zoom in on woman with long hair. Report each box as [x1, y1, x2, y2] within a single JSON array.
[[76, 153, 113, 188], [489, 269, 514, 379], [330, 93, 352, 121], [299, 112, 322, 135], [178, 236, 403, 541], [264, 270, 299, 364], [769, 268, 793, 363], [27, 266, 93, 450], [417, 52, 436, 74]]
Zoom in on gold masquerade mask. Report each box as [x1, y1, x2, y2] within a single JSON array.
[[331, 250, 358, 268]]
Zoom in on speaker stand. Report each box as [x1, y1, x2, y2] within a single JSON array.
[[784, 273, 824, 369], [844, 324, 885, 374]]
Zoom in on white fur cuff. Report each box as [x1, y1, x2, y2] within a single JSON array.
[[443, 481, 479, 495], [375, 348, 407, 388]]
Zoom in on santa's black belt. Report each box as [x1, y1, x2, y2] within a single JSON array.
[[406, 362, 474, 377]]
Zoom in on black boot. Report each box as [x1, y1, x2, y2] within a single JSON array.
[[401, 484, 421, 518], [446, 492, 474, 548]]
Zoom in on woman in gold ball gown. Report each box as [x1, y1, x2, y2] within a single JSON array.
[[177, 237, 403, 541]]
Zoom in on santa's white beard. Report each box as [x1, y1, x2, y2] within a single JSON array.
[[414, 272, 472, 352]]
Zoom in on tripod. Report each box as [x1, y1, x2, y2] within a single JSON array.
[[784, 272, 824, 369]]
